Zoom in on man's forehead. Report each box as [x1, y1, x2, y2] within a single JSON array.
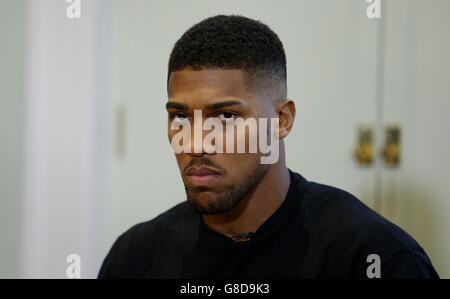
[[168, 69, 249, 96], [167, 70, 254, 109]]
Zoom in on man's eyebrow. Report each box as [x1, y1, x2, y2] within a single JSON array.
[[165, 101, 188, 111], [205, 100, 244, 111]]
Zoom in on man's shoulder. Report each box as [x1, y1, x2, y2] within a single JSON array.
[[98, 201, 196, 278], [294, 174, 439, 277], [121, 200, 197, 242], [115, 201, 196, 262], [294, 173, 424, 253]]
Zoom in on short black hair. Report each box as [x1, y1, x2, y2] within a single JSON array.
[[168, 15, 287, 99]]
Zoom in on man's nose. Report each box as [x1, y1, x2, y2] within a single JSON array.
[[187, 132, 207, 157], [187, 121, 218, 157]]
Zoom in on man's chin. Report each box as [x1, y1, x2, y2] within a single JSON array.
[[184, 180, 250, 215], [187, 194, 224, 215], [187, 192, 241, 215]]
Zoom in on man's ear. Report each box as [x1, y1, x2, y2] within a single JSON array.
[[276, 99, 296, 139]]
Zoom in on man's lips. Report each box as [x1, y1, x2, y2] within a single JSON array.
[[185, 166, 222, 186]]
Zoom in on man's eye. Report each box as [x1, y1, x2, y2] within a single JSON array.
[[217, 112, 237, 120], [170, 113, 189, 121]]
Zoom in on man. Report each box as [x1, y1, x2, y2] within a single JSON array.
[[98, 15, 439, 279]]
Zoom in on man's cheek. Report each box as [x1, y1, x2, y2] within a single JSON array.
[[174, 154, 186, 169]]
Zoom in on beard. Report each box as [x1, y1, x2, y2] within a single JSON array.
[[185, 164, 267, 215]]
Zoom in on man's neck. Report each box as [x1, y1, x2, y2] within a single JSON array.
[[202, 161, 291, 239]]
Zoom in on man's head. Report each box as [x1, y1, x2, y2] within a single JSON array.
[[166, 15, 295, 215]]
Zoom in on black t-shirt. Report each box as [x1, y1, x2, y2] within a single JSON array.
[[98, 170, 439, 279]]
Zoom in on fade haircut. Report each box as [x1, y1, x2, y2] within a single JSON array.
[[168, 15, 287, 100]]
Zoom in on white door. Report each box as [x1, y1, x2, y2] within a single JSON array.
[[379, 0, 450, 278]]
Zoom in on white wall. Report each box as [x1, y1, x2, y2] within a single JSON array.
[[19, 0, 111, 278], [0, 0, 27, 279]]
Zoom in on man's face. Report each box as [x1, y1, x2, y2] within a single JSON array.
[[167, 69, 274, 215]]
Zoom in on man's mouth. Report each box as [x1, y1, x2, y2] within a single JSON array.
[[185, 166, 223, 186]]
